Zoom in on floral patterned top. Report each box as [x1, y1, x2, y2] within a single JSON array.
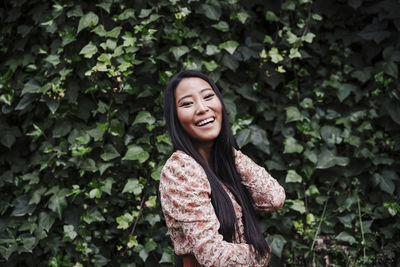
[[159, 149, 285, 267]]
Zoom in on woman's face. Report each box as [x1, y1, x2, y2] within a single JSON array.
[[175, 77, 222, 146]]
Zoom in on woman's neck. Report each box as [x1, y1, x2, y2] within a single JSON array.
[[194, 141, 214, 165]]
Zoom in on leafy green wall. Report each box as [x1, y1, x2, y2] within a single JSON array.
[[1, 0, 399, 266]]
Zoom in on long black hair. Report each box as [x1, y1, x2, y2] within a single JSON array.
[[163, 70, 268, 258]]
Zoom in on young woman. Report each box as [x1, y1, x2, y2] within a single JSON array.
[[159, 70, 285, 267]]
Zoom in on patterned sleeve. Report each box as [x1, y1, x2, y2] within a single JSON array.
[[159, 152, 268, 267], [234, 149, 285, 212]]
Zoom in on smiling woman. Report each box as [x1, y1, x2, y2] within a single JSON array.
[[175, 77, 222, 164], [159, 70, 285, 267]]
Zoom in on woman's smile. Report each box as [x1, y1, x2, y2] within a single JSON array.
[[175, 77, 222, 146], [195, 117, 215, 127]]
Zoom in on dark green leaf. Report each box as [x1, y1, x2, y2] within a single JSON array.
[[211, 21, 229, 32], [79, 42, 98, 58], [197, 4, 221, 21], [219, 40, 239, 55], [100, 144, 120, 161], [285, 106, 303, 123], [15, 94, 36, 110], [133, 111, 156, 126], [21, 79, 41, 95], [285, 170, 302, 183], [266, 235, 287, 258], [48, 189, 69, 219], [77, 12, 99, 33], [236, 128, 251, 148], [82, 208, 105, 224], [11, 195, 34, 217], [266, 11, 280, 22], [379, 174, 395, 195], [170, 46, 189, 60], [358, 22, 390, 43], [38, 212, 55, 232], [122, 145, 149, 163], [283, 137, 303, 153], [118, 9, 136, 20], [336, 231, 356, 245], [122, 178, 144, 195]]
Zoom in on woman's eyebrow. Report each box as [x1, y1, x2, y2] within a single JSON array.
[[177, 88, 213, 103], [177, 94, 192, 103]]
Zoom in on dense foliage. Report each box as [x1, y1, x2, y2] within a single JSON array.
[[1, 0, 399, 266]]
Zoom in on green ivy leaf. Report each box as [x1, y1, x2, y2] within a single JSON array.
[[133, 111, 156, 126], [266, 11, 280, 22], [77, 12, 99, 33], [122, 178, 144, 195], [39, 212, 55, 232], [289, 199, 306, 214], [29, 186, 47, 205], [211, 21, 229, 32], [89, 188, 102, 199], [79, 42, 98, 59], [2, 130, 16, 148], [100, 144, 120, 161], [48, 188, 69, 219], [202, 60, 219, 71], [219, 40, 239, 55], [379, 174, 395, 195], [170, 46, 189, 60], [283, 137, 304, 153], [159, 247, 175, 264], [206, 45, 220, 56], [249, 125, 270, 154], [122, 145, 149, 163], [11, 195, 34, 217], [285, 170, 302, 183], [116, 212, 134, 230], [336, 231, 356, 245], [316, 148, 349, 169], [82, 208, 105, 224], [63, 225, 77, 240], [118, 9, 136, 20], [197, 4, 221, 21], [236, 128, 251, 148], [127, 235, 139, 248], [338, 214, 355, 228], [266, 234, 287, 258], [268, 47, 284, 63], [21, 79, 41, 95], [145, 214, 160, 226], [305, 185, 320, 196], [358, 22, 390, 43], [145, 196, 157, 208], [303, 32, 315, 43], [285, 106, 303, 123]]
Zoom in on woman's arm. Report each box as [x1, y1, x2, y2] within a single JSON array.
[[159, 152, 268, 267], [234, 149, 285, 212]]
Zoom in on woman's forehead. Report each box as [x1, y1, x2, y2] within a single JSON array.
[[175, 77, 213, 96]]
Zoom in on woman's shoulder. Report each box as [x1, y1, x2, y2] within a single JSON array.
[[160, 150, 210, 193], [163, 150, 199, 168]]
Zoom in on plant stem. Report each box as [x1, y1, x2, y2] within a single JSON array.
[[356, 189, 366, 262], [310, 197, 328, 252], [120, 196, 146, 257]]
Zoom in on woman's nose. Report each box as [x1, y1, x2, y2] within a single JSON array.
[[196, 101, 209, 114]]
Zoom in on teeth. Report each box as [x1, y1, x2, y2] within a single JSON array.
[[197, 117, 215, 126]]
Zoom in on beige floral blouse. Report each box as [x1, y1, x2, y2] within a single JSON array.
[[159, 149, 285, 267]]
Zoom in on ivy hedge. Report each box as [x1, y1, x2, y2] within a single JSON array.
[[1, 0, 399, 266]]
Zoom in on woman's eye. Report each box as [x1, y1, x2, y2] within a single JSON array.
[[205, 94, 215, 99], [180, 102, 192, 107]]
